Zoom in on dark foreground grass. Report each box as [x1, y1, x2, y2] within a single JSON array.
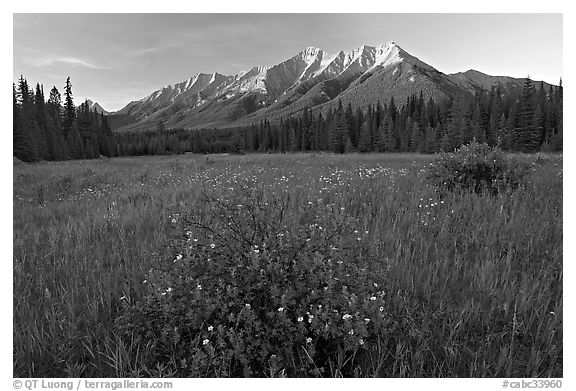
[[13, 152, 562, 377]]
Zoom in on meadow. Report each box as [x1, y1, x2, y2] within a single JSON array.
[[13, 151, 562, 377]]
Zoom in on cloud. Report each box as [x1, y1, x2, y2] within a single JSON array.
[[127, 47, 163, 57], [31, 56, 108, 70]]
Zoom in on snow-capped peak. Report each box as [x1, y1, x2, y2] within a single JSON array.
[[126, 41, 430, 112], [300, 46, 322, 57]]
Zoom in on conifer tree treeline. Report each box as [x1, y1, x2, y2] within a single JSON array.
[[115, 76, 562, 156], [13, 76, 118, 162], [14, 75, 562, 162]]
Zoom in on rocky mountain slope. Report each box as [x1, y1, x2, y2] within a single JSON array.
[[109, 42, 550, 132], [86, 99, 109, 115]]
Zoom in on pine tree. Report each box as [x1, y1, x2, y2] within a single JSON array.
[[469, 103, 485, 143], [47, 86, 68, 159], [331, 102, 347, 153], [63, 77, 76, 138], [358, 121, 371, 152], [409, 120, 422, 152], [14, 76, 38, 162], [514, 77, 539, 152], [33, 83, 50, 160], [486, 112, 498, 147]]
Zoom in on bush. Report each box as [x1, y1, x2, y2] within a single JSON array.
[[116, 190, 391, 377], [427, 142, 529, 194]]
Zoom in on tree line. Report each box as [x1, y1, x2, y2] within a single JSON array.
[[14, 76, 562, 162], [13, 76, 118, 162]]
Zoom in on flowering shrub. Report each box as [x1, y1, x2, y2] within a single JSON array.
[[116, 189, 391, 377], [427, 141, 530, 194]]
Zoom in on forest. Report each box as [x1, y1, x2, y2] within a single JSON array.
[[13, 76, 563, 162]]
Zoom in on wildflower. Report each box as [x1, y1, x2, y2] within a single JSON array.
[[197, 284, 202, 290], [254, 249, 260, 254], [364, 318, 371, 323], [210, 243, 216, 249], [174, 254, 183, 262], [203, 339, 210, 345], [379, 307, 384, 312], [171, 218, 177, 223], [278, 307, 284, 312], [308, 314, 314, 323], [166, 287, 172, 293], [359, 338, 365, 345], [342, 314, 352, 320], [208, 326, 214, 332], [370, 296, 377, 301], [245, 303, 251, 309], [306, 337, 312, 344], [142, 280, 147, 284], [348, 329, 354, 335], [297, 316, 304, 322], [193, 238, 199, 242]]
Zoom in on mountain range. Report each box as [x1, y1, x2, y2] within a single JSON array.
[[108, 42, 551, 132], [86, 99, 109, 115]]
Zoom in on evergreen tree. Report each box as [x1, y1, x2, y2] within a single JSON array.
[[33, 83, 50, 160], [14, 76, 38, 162], [47, 86, 68, 159], [514, 77, 539, 152], [358, 121, 371, 152], [331, 101, 347, 153], [63, 77, 76, 138]]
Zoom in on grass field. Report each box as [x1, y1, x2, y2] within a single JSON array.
[[13, 152, 562, 377]]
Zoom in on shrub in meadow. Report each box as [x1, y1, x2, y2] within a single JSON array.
[[116, 189, 391, 377], [427, 141, 530, 194]]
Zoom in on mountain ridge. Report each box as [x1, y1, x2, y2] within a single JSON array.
[[109, 42, 554, 132]]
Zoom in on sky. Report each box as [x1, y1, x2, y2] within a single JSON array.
[[13, 13, 563, 112]]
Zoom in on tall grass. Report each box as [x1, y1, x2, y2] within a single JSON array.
[[13, 152, 562, 377]]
